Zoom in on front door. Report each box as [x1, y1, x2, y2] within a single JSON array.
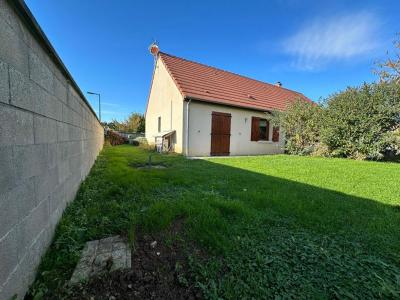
[[210, 112, 231, 156]]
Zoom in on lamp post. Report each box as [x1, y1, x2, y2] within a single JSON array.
[[87, 91, 101, 122]]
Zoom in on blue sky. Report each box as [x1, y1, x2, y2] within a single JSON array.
[[26, 0, 400, 122]]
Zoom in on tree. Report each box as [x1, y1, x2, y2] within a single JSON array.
[[108, 113, 145, 133], [275, 99, 323, 155], [375, 34, 400, 84], [125, 113, 145, 133], [321, 82, 400, 160], [274, 34, 400, 160]]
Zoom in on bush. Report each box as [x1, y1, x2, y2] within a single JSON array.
[[382, 128, 400, 159], [280, 82, 400, 160], [107, 130, 127, 146], [321, 82, 400, 160], [278, 99, 323, 155]]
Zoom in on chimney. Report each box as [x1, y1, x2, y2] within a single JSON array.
[[149, 42, 159, 56], [275, 81, 282, 87]]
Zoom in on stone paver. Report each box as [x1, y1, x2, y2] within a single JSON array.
[[70, 235, 131, 284]]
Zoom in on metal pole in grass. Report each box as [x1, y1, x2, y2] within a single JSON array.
[[87, 91, 101, 122]]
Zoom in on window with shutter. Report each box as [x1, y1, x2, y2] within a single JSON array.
[[251, 117, 270, 141], [272, 126, 280, 142]]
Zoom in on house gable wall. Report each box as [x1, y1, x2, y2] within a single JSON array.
[[187, 101, 284, 156], [145, 58, 184, 153]]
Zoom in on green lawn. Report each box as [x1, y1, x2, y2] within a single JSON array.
[[30, 145, 400, 299]]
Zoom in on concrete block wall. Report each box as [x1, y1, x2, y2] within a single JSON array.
[[0, 1, 104, 299]]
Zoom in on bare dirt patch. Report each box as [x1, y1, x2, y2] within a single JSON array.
[[63, 221, 202, 300]]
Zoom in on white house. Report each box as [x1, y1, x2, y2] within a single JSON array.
[[145, 45, 311, 156]]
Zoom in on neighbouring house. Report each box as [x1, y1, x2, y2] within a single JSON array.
[[145, 44, 311, 156]]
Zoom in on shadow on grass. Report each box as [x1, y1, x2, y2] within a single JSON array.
[[134, 152, 400, 298], [138, 154, 399, 254]]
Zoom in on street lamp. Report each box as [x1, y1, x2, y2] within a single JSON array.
[[87, 91, 101, 121]]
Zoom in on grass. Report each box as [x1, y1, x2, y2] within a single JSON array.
[[30, 144, 400, 299]]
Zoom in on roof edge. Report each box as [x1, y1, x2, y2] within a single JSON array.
[[10, 0, 101, 123], [185, 96, 278, 113], [158, 53, 186, 98]]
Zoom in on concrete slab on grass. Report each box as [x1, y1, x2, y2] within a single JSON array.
[[70, 236, 131, 284]]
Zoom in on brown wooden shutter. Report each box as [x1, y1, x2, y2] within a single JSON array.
[[272, 126, 280, 142], [251, 117, 259, 141]]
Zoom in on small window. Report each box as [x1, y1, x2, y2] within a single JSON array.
[[158, 116, 161, 132], [251, 117, 269, 141], [259, 119, 268, 141]]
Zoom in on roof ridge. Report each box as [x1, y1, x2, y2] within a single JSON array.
[[158, 51, 305, 97]]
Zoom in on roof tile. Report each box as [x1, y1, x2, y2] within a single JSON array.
[[159, 52, 311, 111]]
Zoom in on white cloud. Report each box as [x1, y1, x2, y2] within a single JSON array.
[[283, 11, 381, 71], [101, 110, 126, 115], [102, 102, 121, 107]]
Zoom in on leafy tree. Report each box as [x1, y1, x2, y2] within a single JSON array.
[[275, 99, 323, 155], [103, 121, 119, 130], [125, 112, 145, 133], [321, 82, 400, 160], [375, 34, 400, 84], [108, 113, 145, 133]]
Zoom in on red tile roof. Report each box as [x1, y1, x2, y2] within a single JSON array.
[[159, 52, 312, 111]]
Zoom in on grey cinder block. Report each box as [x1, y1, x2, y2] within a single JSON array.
[[0, 60, 9, 104], [54, 77, 67, 104], [34, 166, 58, 205], [0, 189, 18, 239], [22, 227, 51, 285], [49, 182, 66, 215], [15, 109, 34, 146], [57, 121, 69, 142], [16, 199, 49, 261], [0, 177, 35, 238], [0, 228, 19, 287], [0, 104, 16, 146], [2, 227, 51, 300], [33, 115, 57, 144], [62, 103, 73, 124], [29, 51, 54, 93], [33, 85, 62, 121], [0, 17, 29, 75], [0, 146, 16, 192], [47, 143, 57, 169], [15, 177, 36, 221], [57, 159, 70, 185], [9, 67, 33, 111], [14, 144, 47, 182]]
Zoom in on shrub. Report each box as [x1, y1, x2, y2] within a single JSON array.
[[277, 99, 323, 155], [382, 128, 400, 159], [107, 130, 127, 146], [321, 82, 400, 160], [278, 82, 400, 160]]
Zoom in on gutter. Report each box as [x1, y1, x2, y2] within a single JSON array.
[[185, 98, 191, 156], [186, 96, 275, 114], [9, 0, 101, 123]]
